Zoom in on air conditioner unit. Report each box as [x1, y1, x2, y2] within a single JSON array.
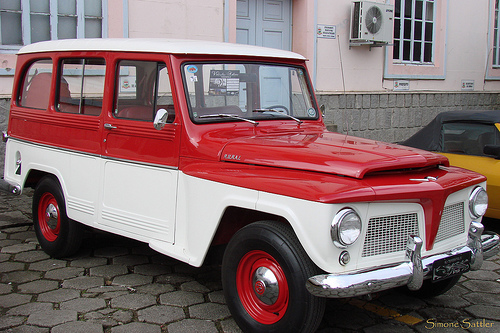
[[350, 1, 394, 45]]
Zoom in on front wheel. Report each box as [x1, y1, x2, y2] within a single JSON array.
[[222, 221, 325, 333], [33, 176, 83, 258]]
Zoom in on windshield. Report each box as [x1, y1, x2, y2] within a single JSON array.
[[183, 63, 318, 123]]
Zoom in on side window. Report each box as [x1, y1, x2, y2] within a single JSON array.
[[114, 60, 174, 122], [393, 0, 435, 64], [442, 123, 500, 156], [385, 0, 446, 79], [18, 59, 53, 109], [0, 0, 105, 52], [57, 58, 105, 116]]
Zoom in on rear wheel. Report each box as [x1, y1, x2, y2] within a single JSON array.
[[33, 176, 82, 258], [222, 221, 325, 333]]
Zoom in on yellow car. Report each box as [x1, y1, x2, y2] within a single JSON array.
[[402, 110, 500, 219]]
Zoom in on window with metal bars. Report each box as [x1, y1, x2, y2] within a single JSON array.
[[0, 0, 105, 52], [493, 0, 500, 67], [393, 0, 435, 64]]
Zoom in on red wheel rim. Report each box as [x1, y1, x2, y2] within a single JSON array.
[[38, 192, 60, 242], [236, 250, 289, 324]]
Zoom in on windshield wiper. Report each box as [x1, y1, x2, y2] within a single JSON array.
[[252, 109, 303, 124], [199, 113, 259, 126]]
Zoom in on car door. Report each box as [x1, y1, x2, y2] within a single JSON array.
[[441, 122, 500, 219], [442, 153, 500, 218], [99, 57, 180, 243]]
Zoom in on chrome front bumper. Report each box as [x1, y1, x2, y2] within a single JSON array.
[[0, 179, 21, 195], [306, 222, 500, 298]]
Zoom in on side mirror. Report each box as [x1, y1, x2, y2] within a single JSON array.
[[483, 145, 500, 159], [153, 108, 170, 130], [320, 104, 326, 117]]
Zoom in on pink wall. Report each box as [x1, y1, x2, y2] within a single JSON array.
[[1, 0, 500, 97], [0, 0, 127, 96], [312, 0, 500, 93], [291, 0, 316, 78], [107, 0, 125, 38], [127, 0, 223, 41]]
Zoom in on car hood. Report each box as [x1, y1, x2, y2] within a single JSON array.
[[220, 131, 448, 179]]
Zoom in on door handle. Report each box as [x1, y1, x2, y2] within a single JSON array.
[[104, 123, 117, 130]]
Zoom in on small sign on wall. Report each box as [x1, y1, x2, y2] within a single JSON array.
[[461, 80, 474, 91], [120, 76, 136, 93], [317, 25, 336, 39], [393, 80, 410, 91]]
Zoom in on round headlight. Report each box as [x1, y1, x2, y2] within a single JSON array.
[[331, 208, 362, 248], [469, 186, 488, 218]]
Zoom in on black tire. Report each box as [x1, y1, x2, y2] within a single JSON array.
[[405, 274, 462, 298], [222, 221, 325, 333], [33, 176, 83, 258]]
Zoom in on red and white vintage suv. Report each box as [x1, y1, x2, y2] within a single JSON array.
[[1, 39, 499, 332]]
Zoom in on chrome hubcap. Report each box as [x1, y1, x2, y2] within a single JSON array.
[[45, 203, 58, 229], [252, 266, 279, 305]]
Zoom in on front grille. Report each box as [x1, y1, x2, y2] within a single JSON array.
[[361, 202, 466, 257], [362, 213, 419, 257], [435, 202, 465, 243]]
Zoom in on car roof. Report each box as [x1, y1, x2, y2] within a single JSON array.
[[18, 38, 306, 60], [401, 110, 500, 151], [430, 110, 500, 123]]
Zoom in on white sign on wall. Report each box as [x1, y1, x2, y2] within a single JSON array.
[[393, 80, 410, 91], [120, 76, 136, 93], [461, 80, 474, 91], [317, 25, 336, 39]]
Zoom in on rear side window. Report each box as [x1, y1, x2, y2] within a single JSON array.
[[18, 59, 53, 109], [57, 58, 106, 116], [442, 122, 500, 156], [114, 60, 174, 122]]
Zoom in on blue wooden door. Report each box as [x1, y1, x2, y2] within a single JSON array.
[[236, 0, 292, 51]]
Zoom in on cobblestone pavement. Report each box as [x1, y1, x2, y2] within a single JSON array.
[[0, 190, 499, 333]]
